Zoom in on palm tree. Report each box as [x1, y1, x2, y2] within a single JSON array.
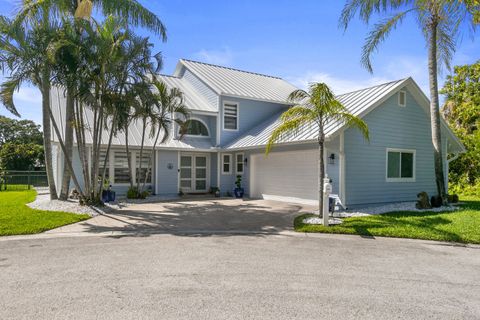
[[339, 0, 478, 204], [6, 0, 166, 201], [0, 16, 60, 199], [266, 83, 369, 219], [139, 78, 189, 192]]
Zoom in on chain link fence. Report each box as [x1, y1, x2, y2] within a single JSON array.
[[0, 170, 48, 191]]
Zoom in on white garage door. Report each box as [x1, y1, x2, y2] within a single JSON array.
[[250, 150, 318, 205]]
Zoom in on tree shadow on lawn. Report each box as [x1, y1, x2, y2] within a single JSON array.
[[76, 199, 303, 239]]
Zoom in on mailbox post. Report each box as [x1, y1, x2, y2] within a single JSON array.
[[323, 176, 332, 226]]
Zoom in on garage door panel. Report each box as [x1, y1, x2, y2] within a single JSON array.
[[251, 151, 318, 203]]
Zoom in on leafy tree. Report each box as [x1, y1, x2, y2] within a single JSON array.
[[339, 0, 479, 204], [0, 142, 44, 170], [0, 115, 43, 145], [441, 60, 480, 188], [266, 83, 369, 219]]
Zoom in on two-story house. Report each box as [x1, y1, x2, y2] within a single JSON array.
[[50, 59, 464, 207]]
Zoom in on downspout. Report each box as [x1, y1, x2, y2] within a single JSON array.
[[339, 132, 346, 207]]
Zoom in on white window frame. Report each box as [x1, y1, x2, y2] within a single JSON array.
[[222, 101, 239, 131], [179, 117, 210, 138], [221, 154, 232, 175], [235, 153, 244, 174], [398, 90, 406, 107], [386, 148, 416, 182]]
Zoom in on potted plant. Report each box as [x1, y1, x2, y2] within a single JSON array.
[[234, 175, 244, 198], [101, 178, 115, 203]]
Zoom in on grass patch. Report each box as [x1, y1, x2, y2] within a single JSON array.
[[0, 189, 90, 236], [294, 197, 480, 244]]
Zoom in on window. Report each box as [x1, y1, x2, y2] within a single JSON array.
[[398, 90, 406, 107], [223, 102, 238, 130], [180, 119, 209, 137], [386, 149, 415, 182], [236, 153, 244, 174], [114, 151, 130, 184], [136, 151, 152, 184], [99, 150, 110, 180], [222, 154, 232, 174]]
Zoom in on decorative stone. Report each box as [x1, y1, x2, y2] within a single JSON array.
[[415, 192, 432, 209]]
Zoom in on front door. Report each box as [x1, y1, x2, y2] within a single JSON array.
[[179, 154, 209, 193]]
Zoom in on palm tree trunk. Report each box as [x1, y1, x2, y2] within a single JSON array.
[[125, 124, 134, 189], [100, 114, 116, 196], [428, 20, 447, 204], [136, 117, 146, 193], [59, 87, 74, 200], [318, 135, 325, 219], [143, 128, 161, 191], [47, 96, 85, 201], [41, 72, 58, 200]]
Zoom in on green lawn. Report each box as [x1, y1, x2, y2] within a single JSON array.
[[294, 197, 480, 244], [0, 189, 90, 236]]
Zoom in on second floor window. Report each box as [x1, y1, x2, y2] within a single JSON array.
[[180, 119, 209, 137], [223, 102, 238, 130]]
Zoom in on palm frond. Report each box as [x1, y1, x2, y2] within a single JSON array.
[[0, 76, 23, 117], [265, 116, 313, 155], [361, 11, 409, 73], [287, 89, 310, 103], [335, 111, 370, 141], [279, 105, 315, 122]]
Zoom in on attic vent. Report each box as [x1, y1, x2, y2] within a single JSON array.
[[398, 90, 406, 107]]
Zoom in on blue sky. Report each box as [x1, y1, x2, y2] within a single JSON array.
[[0, 0, 479, 125]]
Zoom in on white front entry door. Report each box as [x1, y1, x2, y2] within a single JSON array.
[[179, 154, 209, 193]]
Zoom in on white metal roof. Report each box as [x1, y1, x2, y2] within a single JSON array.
[[175, 59, 298, 105], [225, 78, 465, 153], [156, 74, 217, 113], [50, 87, 215, 150]]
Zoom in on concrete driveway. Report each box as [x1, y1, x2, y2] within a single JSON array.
[[47, 198, 314, 236]]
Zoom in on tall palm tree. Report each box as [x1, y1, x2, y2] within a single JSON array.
[[266, 83, 369, 218], [139, 78, 189, 192], [8, 0, 166, 201], [0, 16, 60, 199], [339, 0, 478, 204]]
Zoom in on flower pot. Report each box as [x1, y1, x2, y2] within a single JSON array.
[[101, 190, 109, 203], [234, 187, 244, 198], [108, 190, 116, 202]]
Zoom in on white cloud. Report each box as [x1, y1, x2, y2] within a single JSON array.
[[287, 55, 431, 96], [287, 72, 390, 95], [192, 47, 233, 65], [13, 86, 42, 104]]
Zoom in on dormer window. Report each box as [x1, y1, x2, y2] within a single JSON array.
[[398, 90, 406, 107], [180, 119, 209, 137]]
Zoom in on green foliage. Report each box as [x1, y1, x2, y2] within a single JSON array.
[[294, 197, 480, 244], [0, 142, 44, 170], [441, 61, 480, 189], [0, 115, 43, 145], [0, 189, 89, 236], [235, 175, 242, 189], [126, 187, 148, 199]]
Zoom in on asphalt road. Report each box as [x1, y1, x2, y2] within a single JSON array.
[[1, 233, 479, 320]]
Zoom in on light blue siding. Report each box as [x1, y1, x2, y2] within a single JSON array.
[[210, 153, 218, 189], [219, 96, 289, 146], [343, 89, 444, 206], [156, 150, 179, 196], [181, 68, 218, 109]]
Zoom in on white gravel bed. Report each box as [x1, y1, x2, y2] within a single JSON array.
[[27, 188, 99, 217], [302, 217, 343, 225], [303, 201, 460, 225]]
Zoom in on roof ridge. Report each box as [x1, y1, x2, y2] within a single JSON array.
[[180, 58, 283, 80], [157, 73, 179, 79], [336, 78, 408, 97]]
